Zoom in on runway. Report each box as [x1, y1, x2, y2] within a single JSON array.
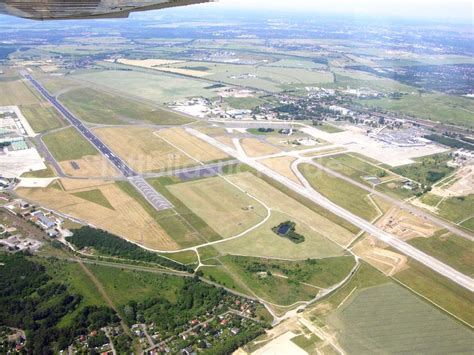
[[22, 72, 172, 210]]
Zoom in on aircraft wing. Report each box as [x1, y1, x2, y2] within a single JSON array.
[[0, 0, 212, 20]]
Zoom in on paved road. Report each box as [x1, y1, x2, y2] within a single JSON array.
[[22, 72, 172, 210], [186, 128, 474, 292]]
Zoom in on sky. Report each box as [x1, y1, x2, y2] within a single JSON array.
[[210, 0, 473, 22]]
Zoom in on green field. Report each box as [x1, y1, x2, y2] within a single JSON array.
[[393, 259, 474, 325], [20, 104, 67, 133], [391, 154, 454, 187], [88, 264, 184, 306], [42, 127, 98, 161], [328, 283, 473, 353], [291, 333, 321, 353], [316, 154, 393, 185], [299, 164, 379, 221], [158, 250, 198, 265], [219, 255, 320, 306], [408, 231, 474, 276], [73, 70, 216, 104], [200, 265, 248, 294], [72, 189, 114, 210], [435, 195, 474, 228], [312, 123, 344, 133], [215, 211, 344, 260], [60, 87, 193, 125], [170, 61, 334, 92], [359, 93, 474, 129], [166, 175, 268, 239], [215, 255, 356, 307], [376, 179, 417, 200], [224, 96, 267, 110], [21, 164, 56, 178]]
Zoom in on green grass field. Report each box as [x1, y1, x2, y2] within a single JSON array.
[[73, 70, 215, 104], [312, 123, 344, 133], [21, 164, 56, 178], [436, 195, 474, 228], [42, 127, 98, 161], [72, 189, 115, 210], [88, 264, 184, 306], [158, 250, 198, 265], [299, 164, 379, 221], [393, 259, 474, 325], [60, 87, 193, 125], [376, 179, 417, 200], [166, 175, 268, 238], [328, 283, 473, 353], [20, 104, 67, 133], [220, 255, 319, 306], [316, 154, 393, 185], [391, 154, 454, 186], [291, 333, 321, 353], [215, 211, 344, 260], [358, 93, 474, 128], [408, 231, 474, 277], [200, 265, 248, 295]]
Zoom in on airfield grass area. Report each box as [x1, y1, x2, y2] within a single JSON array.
[[312, 123, 344, 133], [72, 188, 115, 210], [117, 179, 211, 249], [60, 87, 193, 125], [376, 179, 417, 200], [215, 211, 344, 260], [0, 79, 41, 106], [20, 104, 67, 133], [408, 231, 474, 277], [93, 127, 197, 173], [21, 164, 56, 178], [226, 171, 355, 246], [157, 127, 230, 163], [42, 127, 98, 161], [240, 138, 281, 157], [435, 194, 474, 227], [72, 69, 216, 104], [315, 154, 394, 185], [166, 175, 268, 239], [170, 61, 334, 92], [328, 283, 473, 353], [17, 180, 179, 251], [260, 156, 301, 185], [358, 93, 474, 129], [393, 259, 474, 325], [299, 164, 379, 221], [59, 155, 119, 178]]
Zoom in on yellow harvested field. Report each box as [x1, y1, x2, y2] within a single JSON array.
[[167, 176, 268, 238], [152, 67, 211, 77], [302, 147, 347, 157], [215, 135, 235, 148], [17, 180, 178, 250], [157, 127, 230, 162], [240, 138, 281, 157], [353, 236, 408, 275], [93, 127, 197, 173], [376, 207, 440, 240], [59, 155, 119, 178], [226, 172, 354, 246], [116, 58, 184, 67], [116, 58, 209, 77], [260, 156, 302, 185]]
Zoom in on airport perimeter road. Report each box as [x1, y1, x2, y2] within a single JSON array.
[[186, 128, 474, 292], [22, 72, 172, 210]]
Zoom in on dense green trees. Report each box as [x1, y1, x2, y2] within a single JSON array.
[[68, 226, 194, 273], [0, 253, 118, 353]]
